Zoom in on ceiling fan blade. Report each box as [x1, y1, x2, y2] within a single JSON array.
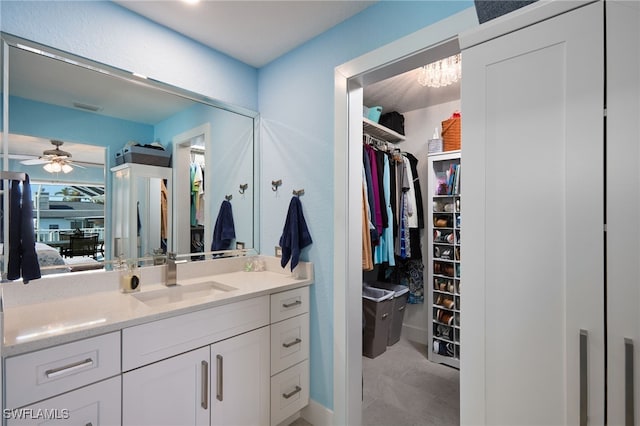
[[69, 162, 86, 169], [20, 158, 49, 165]]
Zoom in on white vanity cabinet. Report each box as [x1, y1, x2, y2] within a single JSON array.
[[123, 346, 210, 426], [121, 285, 310, 426], [3, 332, 121, 425], [269, 286, 310, 426], [210, 327, 270, 426]]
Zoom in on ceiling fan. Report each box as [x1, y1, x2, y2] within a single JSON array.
[[20, 140, 85, 174]]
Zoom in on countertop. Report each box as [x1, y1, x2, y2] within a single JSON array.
[[1, 256, 313, 357]]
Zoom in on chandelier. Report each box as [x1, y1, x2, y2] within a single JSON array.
[[417, 54, 462, 88]]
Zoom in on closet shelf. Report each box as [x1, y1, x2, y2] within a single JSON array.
[[363, 117, 406, 143]]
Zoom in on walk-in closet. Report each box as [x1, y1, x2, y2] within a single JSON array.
[[360, 53, 462, 425]]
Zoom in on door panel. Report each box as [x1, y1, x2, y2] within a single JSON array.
[[606, 1, 640, 425], [462, 2, 604, 424]]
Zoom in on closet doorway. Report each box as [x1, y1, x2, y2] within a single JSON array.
[[173, 123, 212, 256], [332, 8, 477, 426]]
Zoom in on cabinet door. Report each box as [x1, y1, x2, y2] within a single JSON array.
[[122, 346, 210, 426], [210, 327, 269, 426], [461, 2, 604, 425], [7, 376, 121, 426], [606, 1, 640, 425]]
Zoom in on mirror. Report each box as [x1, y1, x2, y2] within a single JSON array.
[[1, 34, 258, 276]]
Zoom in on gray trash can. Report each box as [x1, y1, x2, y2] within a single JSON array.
[[362, 285, 394, 358], [370, 282, 410, 346]]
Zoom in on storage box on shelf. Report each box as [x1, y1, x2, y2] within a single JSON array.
[[428, 150, 461, 368]]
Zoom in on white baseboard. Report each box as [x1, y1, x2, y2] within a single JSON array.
[[301, 399, 333, 426], [402, 323, 428, 345]]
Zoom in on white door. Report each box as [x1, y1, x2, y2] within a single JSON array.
[[122, 346, 210, 426], [210, 326, 270, 426], [7, 377, 121, 426], [461, 2, 605, 425], [606, 1, 640, 425]]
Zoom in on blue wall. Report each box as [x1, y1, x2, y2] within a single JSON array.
[[1, 0, 475, 412], [258, 1, 473, 409]]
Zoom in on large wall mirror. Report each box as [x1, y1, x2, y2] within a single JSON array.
[[0, 33, 258, 277]]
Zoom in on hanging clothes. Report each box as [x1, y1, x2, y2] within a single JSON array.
[[7, 176, 41, 283], [373, 154, 395, 266], [190, 162, 205, 226], [362, 181, 373, 271], [160, 180, 168, 240]]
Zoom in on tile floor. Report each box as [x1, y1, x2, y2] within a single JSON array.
[[289, 336, 460, 426], [362, 337, 460, 425]]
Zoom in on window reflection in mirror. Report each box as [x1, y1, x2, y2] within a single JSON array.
[[2, 34, 258, 278]]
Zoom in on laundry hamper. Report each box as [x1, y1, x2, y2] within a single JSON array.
[[362, 285, 394, 358], [369, 282, 410, 346]]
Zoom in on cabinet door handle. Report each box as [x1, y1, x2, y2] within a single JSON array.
[[45, 358, 93, 379], [283, 338, 302, 348], [282, 385, 302, 399], [580, 329, 588, 426], [201, 360, 208, 410], [216, 354, 223, 402], [625, 338, 634, 426], [283, 299, 302, 308]]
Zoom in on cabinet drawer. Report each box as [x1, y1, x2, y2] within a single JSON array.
[[270, 360, 309, 426], [270, 286, 309, 323], [7, 376, 121, 426], [122, 295, 269, 370], [5, 332, 120, 409], [271, 313, 309, 375]]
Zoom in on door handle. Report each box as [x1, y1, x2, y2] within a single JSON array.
[[216, 354, 224, 402], [625, 338, 634, 426], [201, 360, 208, 410], [580, 329, 588, 426]]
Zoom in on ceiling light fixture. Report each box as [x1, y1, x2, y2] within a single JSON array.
[[417, 53, 462, 88], [182, 0, 200, 4], [43, 159, 73, 174]]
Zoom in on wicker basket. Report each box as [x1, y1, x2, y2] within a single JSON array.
[[441, 116, 461, 151]]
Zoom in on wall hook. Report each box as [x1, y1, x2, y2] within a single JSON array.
[[225, 194, 233, 201], [239, 183, 248, 194], [293, 189, 305, 197], [272, 179, 282, 192]]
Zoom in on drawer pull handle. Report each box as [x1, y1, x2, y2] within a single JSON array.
[[283, 300, 302, 308], [580, 329, 588, 426], [45, 358, 94, 379], [283, 338, 302, 348], [86, 423, 93, 426], [201, 360, 209, 410], [283, 385, 302, 399], [216, 354, 224, 402], [625, 338, 634, 426]]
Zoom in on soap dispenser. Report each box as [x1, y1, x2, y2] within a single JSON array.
[[119, 257, 140, 293]]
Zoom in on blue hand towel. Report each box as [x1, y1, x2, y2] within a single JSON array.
[[211, 200, 235, 251], [8, 175, 41, 283], [279, 196, 312, 271]]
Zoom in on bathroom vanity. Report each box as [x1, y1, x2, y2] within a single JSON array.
[[1, 256, 312, 426]]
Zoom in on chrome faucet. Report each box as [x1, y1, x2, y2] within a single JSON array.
[[166, 252, 185, 286]]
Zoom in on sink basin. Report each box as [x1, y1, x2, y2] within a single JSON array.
[[133, 281, 237, 307]]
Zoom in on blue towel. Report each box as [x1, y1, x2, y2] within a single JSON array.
[[7, 175, 41, 283], [279, 196, 312, 271], [211, 200, 235, 251]]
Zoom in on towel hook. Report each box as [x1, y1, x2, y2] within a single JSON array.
[[239, 183, 248, 194], [225, 194, 233, 201], [293, 189, 305, 197], [272, 179, 282, 192]]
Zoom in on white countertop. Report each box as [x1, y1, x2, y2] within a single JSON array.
[[2, 256, 313, 356]]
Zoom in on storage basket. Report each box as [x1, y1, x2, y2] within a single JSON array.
[[441, 116, 461, 151]]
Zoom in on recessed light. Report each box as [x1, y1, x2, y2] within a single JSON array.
[[183, 0, 200, 4]]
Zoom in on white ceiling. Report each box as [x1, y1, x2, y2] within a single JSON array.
[[113, 0, 377, 68]]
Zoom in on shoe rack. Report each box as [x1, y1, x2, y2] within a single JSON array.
[[427, 150, 461, 368]]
